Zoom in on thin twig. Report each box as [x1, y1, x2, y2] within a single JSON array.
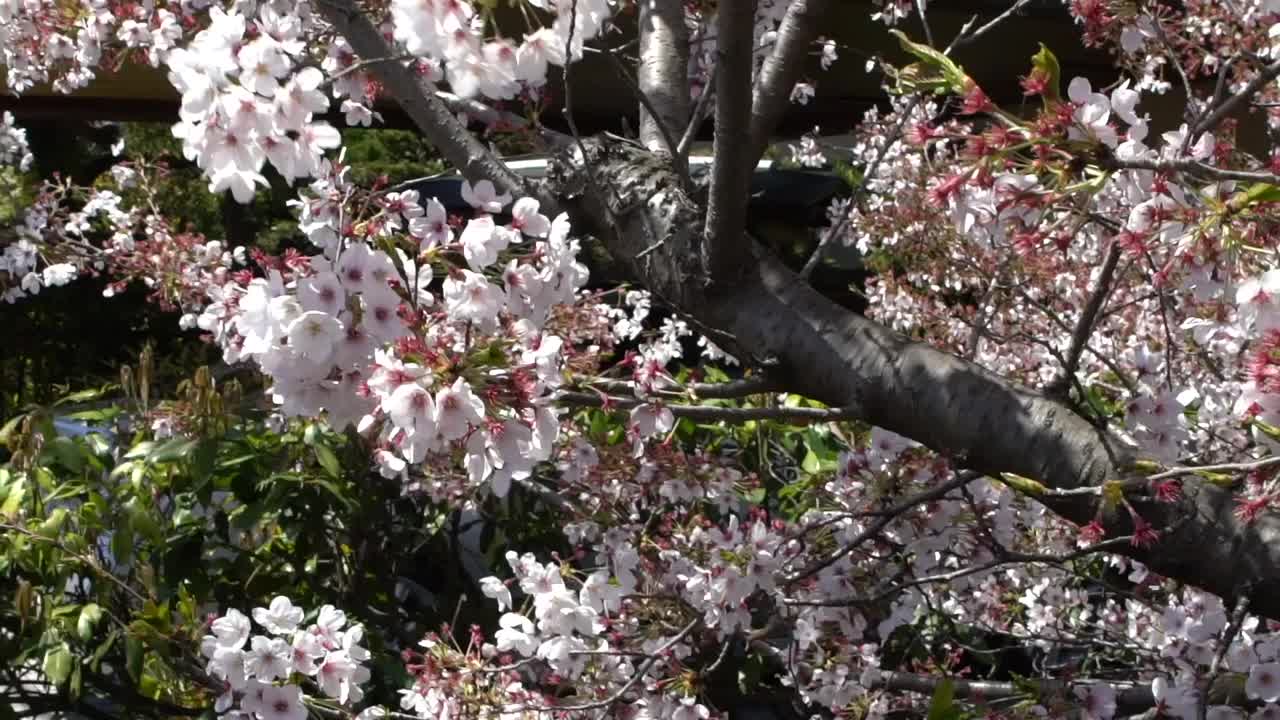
[[1047, 241, 1122, 396], [873, 670, 1156, 712], [1191, 58, 1280, 141], [516, 619, 700, 713], [1, 522, 151, 604], [785, 536, 1133, 607], [1110, 157, 1280, 186], [327, 53, 417, 83], [603, 51, 680, 158], [785, 472, 981, 584], [801, 95, 920, 279], [579, 375, 778, 399], [914, 0, 934, 46], [556, 390, 859, 423], [677, 64, 718, 160], [946, 0, 1033, 53], [1200, 595, 1251, 720], [1146, 455, 1280, 482]]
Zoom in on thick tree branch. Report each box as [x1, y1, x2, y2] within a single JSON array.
[[324, 0, 1280, 620], [435, 91, 537, 133], [636, 0, 690, 155], [746, 0, 831, 165], [703, 0, 757, 283], [556, 141, 1280, 620]]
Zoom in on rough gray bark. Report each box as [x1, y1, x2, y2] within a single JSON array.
[[704, 0, 757, 283], [636, 0, 691, 154], [747, 0, 831, 164], [319, 0, 1280, 620], [550, 143, 1280, 620]]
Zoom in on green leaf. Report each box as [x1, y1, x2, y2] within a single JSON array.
[[125, 498, 162, 544], [42, 642, 73, 686], [38, 508, 69, 537], [999, 473, 1048, 496], [89, 630, 118, 671], [927, 678, 958, 720], [14, 579, 35, 627], [1231, 182, 1280, 210], [0, 413, 26, 445], [801, 449, 821, 475], [147, 437, 199, 464], [1029, 44, 1061, 103], [139, 673, 160, 699], [313, 443, 342, 479], [61, 408, 123, 423], [307, 477, 355, 510], [83, 432, 113, 457], [125, 635, 144, 682], [41, 437, 88, 473], [69, 663, 83, 701], [737, 652, 765, 694], [190, 439, 219, 488], [124, 441, 157, 460], [111, 523, 135, 565], [889, 30, 968, 93], [77, 603, 103, 641], [217, 453, 259, 470], [53, 385, 117, 407], [1, 477, 27, 519]]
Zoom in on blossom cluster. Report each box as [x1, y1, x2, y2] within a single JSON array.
[[0, 161, 242, 306], [371, 423, 1254, 720], [389, 0, 605, 97], [0, 110, 33, 171], [165, 5, 347, 202], [189, 156, 589, 499], [201, 597, 370, 720], [829, 66, 1272, 472]]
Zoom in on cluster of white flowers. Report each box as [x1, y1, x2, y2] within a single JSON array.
[[390, 0, 607, 98], [165, 5, 344, 202], [0, 217, 78, 303], [201, 597, 370, 720], [0, 238, 76, 302], [484, 551, 614, 676], [788, 128, 827, 168], [195, 164, 589, 498], [1124, 387, 1194, 463], [1231, 269, 1280, 458], [0, 111, 32, 171], [856, 74, 1263, 465]]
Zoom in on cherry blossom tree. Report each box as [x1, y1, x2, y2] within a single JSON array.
[[11, 0, 1280, 720]]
